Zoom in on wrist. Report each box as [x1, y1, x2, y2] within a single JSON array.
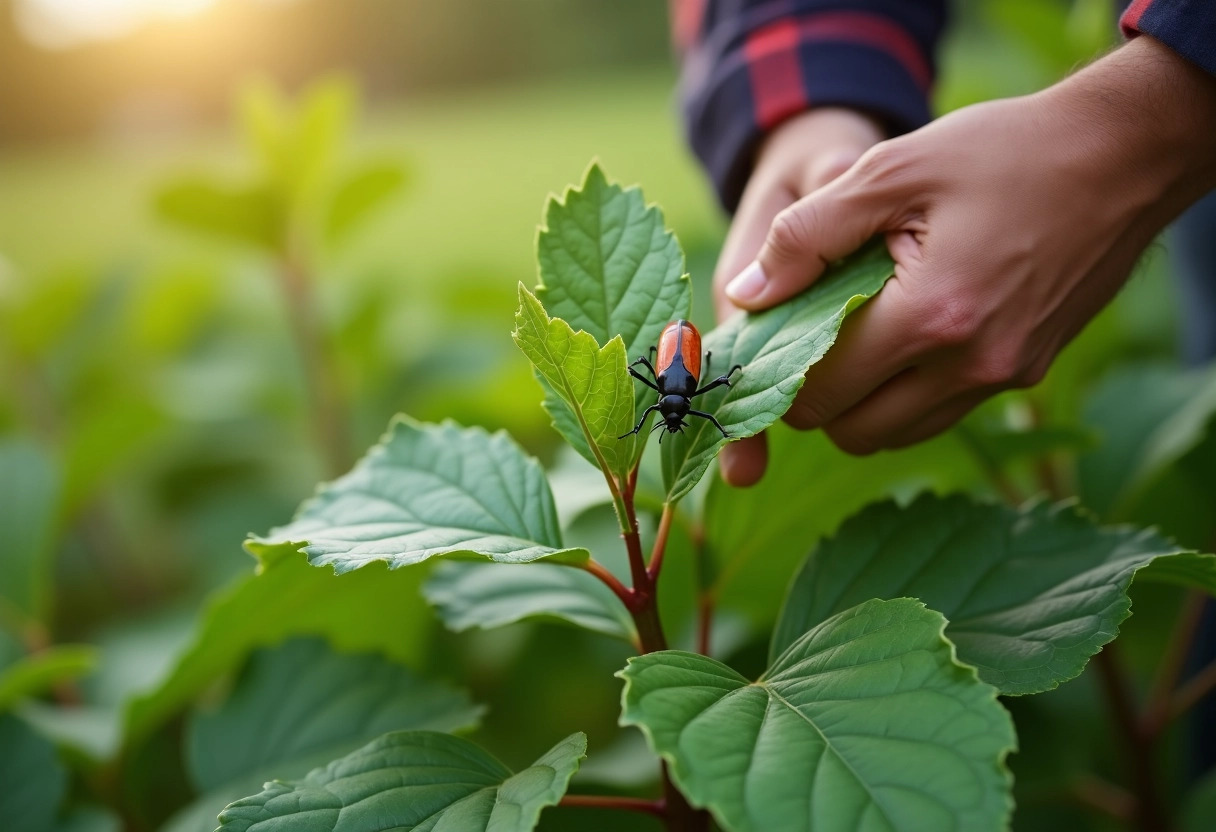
[[753, 108, 885, 196], [1040, 35, 1216, 215]]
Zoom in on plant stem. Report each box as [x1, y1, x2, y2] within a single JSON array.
[[662, 762, 711, 831], [559, 794, 666, 817], [1166, 655, 1216, 725], [580, 558, 634, 609], [1069, 774, 1136, 822], [1143, 589, 1208, 736], [278, 253, 351, 478], [647, 504, 675, 580], [1093, 647, 1171, 832], [696, 594, 713, 656]]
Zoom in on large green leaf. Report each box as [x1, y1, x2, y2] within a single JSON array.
[[772, 493, 1216, 695], [122, 547, 432, 747], [702, 423, 980, 627], [619, 598, 1014, 832], [0, 438, 60, 623], [166, 638, 481, 832], [218, 731, 586, 832], [0, 713, 67, 832], [661, 239, 894, 502], [534, 164, 691, 470], [0, 645, 96, 710], [1183, 769, 1216, 832], [424, 561, 636, 642], [513, 286, 634, 481], [247, 417, 586, 572]]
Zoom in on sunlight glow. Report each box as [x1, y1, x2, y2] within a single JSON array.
[[14, 0, 296, 49]]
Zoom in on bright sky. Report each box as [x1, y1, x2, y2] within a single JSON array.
[[14, 0, 297, 49]]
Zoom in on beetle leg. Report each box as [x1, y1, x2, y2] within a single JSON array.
[[688, 409, 730, 438], [632, 354, 659, 378], [627, 365, 660, 392], [618, 403, 662, 439]]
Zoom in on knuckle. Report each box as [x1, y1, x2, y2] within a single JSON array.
[[852, 138, 915, 187], [962, 345, 1025, 389], [914, 296, 982, 349], [783, 394, 831, 430], [767, 203, 818, 261]]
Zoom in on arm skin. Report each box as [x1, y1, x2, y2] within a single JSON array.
[[715, 34, 1216, 486]]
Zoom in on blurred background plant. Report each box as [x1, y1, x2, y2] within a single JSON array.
[[2, 1, 1215, 830]]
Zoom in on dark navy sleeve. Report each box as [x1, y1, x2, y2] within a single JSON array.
[[1121, 1, 1216, 78], [673, 1, 949, 212]]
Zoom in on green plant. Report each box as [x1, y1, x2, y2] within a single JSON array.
[[191, 166, 1215, 831]]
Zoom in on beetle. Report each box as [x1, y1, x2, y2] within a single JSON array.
[[619, 319, 741, 441]]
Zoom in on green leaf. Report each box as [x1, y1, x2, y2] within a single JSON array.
[[218, 731, 587, 832], [512, 286, 634, 483], [0, 713, 67, 832], [122, 548, 433, 748], [154, 178, 282, 250], [247, 417, 587, 573], [661, 239, 894, 503], [772, 493, 1216, 695], [0, 645, 96, 710], [167, 638, 481, 832], [619, 598, 1014, 832], [702, 423, 981, 628], [424, 561, 636, 642], [325, 160, 409, 245], [0, 438, 59, 623], [534, 164, 691, 469]]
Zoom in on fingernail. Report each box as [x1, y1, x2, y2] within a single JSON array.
[[725, 261, 766, 303]]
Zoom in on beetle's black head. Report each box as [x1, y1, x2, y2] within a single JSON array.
[[659, 395, 689, 433]]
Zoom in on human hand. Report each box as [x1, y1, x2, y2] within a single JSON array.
[[718, 35, 1216, 486], [711, 107, 885, 485]]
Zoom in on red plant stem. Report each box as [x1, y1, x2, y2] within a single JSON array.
[[1167, 656, 1216, 725], [580, 559, 634, 609], [1070, 775, 1135, 822], [1143, 589, 1208, 736], [1093, 648, 1171, 832], [559, 794, 666, 817], [661, 762, 710, 831], [647, 504, 675, 580], [696, 593, 713, 656]]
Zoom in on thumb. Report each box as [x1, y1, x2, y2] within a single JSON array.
[[724, 143, 914, 310]]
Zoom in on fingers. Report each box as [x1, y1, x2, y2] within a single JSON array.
[[713, 182, 797, 323], [725, 141, 919, 311], [719, 433, 767, 487], [780, 277, 923, 431]]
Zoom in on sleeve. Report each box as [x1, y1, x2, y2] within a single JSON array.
[[1121, 1, 1216, 78], [672, 0, 949, 213]]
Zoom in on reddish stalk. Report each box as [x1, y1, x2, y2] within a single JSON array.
[[1143, 589, 1209, 736], [647, 504, 675, 580], [1167, 656, 1216, 725], [696, 594, 713, 656], [1070, 775, 1135, 822], [559, 794, 665, 817], [580, 559, 634, 609], [1093, 648, 1170, 832]]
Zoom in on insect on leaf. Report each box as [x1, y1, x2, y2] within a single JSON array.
[[661, 239, 894, 503]]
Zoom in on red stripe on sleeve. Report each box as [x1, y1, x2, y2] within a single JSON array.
[[744, 18, 808, 129], [1121, 0, 1154, 35]]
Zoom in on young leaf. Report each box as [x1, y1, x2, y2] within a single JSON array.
[[154, 178, 282, 250], [218, 731, 587, 832], [535, 163, 691, 468], [247, 417, 587, 572], [661, 239, 894, 502], [424, 561, 636, 642], [167, 638, 481, 832], [325, 160, 409, 245], [0, 713, 68, 832], [512, 286, 634, 482], [772, 493, 1216, 695], [619, 598, 1014, 832]]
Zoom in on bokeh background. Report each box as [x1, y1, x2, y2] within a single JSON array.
[[4, 1, 1211, 830]]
